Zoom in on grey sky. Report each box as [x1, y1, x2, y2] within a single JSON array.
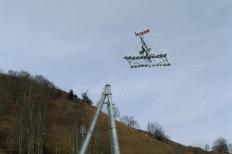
[[0, 0, 231, 146]]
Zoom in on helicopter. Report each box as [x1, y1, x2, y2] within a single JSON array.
[[124, 29, 171, 68]]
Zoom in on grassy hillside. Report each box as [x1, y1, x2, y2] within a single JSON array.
[[0, 71, 221, 154]]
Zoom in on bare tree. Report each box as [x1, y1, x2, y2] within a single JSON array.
[[69, 122, 79, 154], [120, 115, 139, 129], [27, 102, 45, 154], [212, 137, 228, 153], [147, 122, 168, 141], [81, 92, 92, 105], [0, 68, 4, 74], [18, 124, 23, 154], [204, 144, 210, 151], [8, 70, 18, 76], [113, 106, 120, 119], [228, 144, 232, 153]]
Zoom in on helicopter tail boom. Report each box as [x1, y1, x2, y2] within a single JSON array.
[[135, 29, 150, 36]]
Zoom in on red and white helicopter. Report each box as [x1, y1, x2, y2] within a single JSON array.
[[124, 29, 171, 68]]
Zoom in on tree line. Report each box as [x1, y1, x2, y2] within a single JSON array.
[[1, 69, 230, 153], [0, 70, 110, 153], [117, 105, 231, 153], [200, 137, 232, 153]]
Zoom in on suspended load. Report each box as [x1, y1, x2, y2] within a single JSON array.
[[124, 29, 171, 68]]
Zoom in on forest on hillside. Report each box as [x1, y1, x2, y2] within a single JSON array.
[[0, 70, 230, 154]]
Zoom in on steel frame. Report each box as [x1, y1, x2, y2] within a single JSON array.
[[79, 84, 120, 154]]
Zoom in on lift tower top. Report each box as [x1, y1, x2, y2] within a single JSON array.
[[79, 84, 120, 154]]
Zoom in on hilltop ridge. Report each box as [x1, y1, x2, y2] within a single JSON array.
[[0, 71, 221, 154]]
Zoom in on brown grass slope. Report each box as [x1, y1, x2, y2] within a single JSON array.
[[0, 72, 222, 154]]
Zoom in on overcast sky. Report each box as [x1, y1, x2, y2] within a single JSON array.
[[0, 0, 231, 146]]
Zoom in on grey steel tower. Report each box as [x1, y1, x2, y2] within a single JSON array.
[[79, 84, 120, 154]]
